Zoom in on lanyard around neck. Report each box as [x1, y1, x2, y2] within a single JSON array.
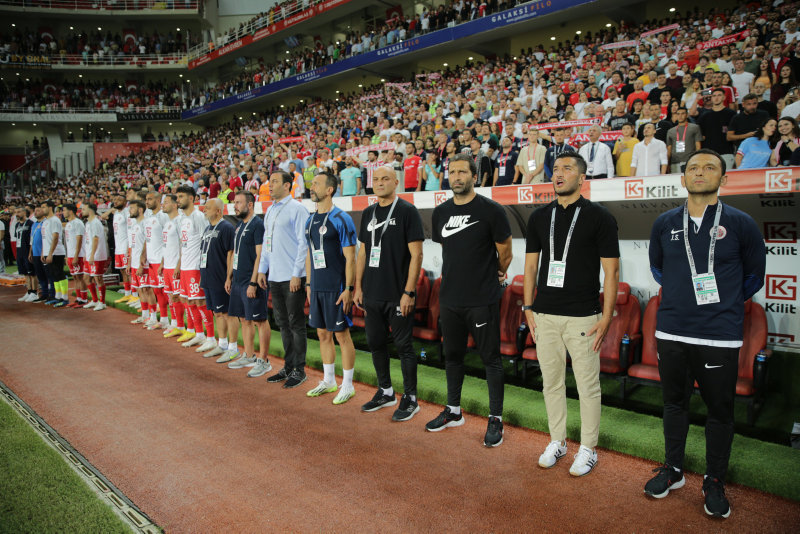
[[683, 201, 722, 276], [550, 204, 581, 262]]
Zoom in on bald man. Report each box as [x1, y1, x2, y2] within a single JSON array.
[[196, 197, 237, 357], [354, 166, 425, 420]]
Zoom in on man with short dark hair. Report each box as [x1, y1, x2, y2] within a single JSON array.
[[666, 108, 703, 173], [257, 171, 311, 387], [304, 172, 359, 405], [41, 200, 68, 307], [645, 149, 765, 519], [81, 201, 108, 311], [427, 153, 513, 447], [63, 204, 87, 308], [726, 94, 770, 149], [523, 152, 620, 476], [697, 89, 737, 169]]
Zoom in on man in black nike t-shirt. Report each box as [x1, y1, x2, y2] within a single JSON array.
[[426, 153, 513, 447]]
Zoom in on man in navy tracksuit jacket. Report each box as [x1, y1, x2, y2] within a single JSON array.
[[645, 149, 765, 519]]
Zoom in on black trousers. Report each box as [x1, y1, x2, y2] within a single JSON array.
[[656, 338, 740, 482], [46, 255, 67, 282], [269, 279, 307, 373], [31, 256, 52, 298], [363, 299, 417, 396], [440, 303, 504, 416]]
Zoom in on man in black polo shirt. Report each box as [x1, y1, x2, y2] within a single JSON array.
[[225, 191, 272, 375], [426, 153, 513, 447], [523, 152, 620, 477], [354, 165, 425, 421], [198, 198, 236, 359], [697, 89, 737, 170], [726, 93, 769, 150]]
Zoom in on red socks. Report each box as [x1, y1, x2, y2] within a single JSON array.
[[124, 281, 131, 293], [99, 285, 106, 304], [88, 283, 98, 302], [173, 301, 186, 328], [200, 306, 214, 338], [154, 287, 169, 318], [186, 303, 201, 333]]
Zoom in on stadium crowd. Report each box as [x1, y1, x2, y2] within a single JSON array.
[[0, 79, 185, 112], [1, 26, 199, 60]]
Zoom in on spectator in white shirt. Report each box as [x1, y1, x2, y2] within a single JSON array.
[[577, 126, 615, 178], [730, 59, 755, 103], [631, 123, 669, 176]]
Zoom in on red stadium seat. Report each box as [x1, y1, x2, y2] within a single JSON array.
[[413, 277, 441, 342], [598, 282, 642, 374], [414, 271, 432, 323], [627, 291, 770, 424], [351, 302, 366, 328]]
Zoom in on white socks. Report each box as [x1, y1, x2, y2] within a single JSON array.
[[323, 363, 335, 384], [343, 368, 354, 388], [447, 405, 461, 415], [382, 387, 394, 396], [219, 339, 228, 350]]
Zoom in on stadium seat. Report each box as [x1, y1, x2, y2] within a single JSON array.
[[351, 302, 366, 328], [412, 277, 441, 342], [414, 271, 432, 324], [598, 283, 642, 398], [627, 290, 770, 424], [498, 276, 526, 375]]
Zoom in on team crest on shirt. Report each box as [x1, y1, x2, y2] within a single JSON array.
[[712, 226, 727, 239]]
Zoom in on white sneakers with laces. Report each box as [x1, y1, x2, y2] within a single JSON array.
[[569, 445, 598, 477], [539, 440, 568, 468]]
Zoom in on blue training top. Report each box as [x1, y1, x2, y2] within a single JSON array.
[[31, 220, 43, 256], [649, 202, 766, 343], [305, 206, 357, 293]]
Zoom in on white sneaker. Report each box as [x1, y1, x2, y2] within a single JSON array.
[[143, 319, 159, 329], [130, 300, 141, 309], [24, 293, 38, 302], [83, 301, 98, 309], [203, 346, 225, 359], [247, 358, 272, 377], [182, 334, 205, 348], [569, 446, 598, 477], [195, 338, 217, 353], [18, 293, 30, 302], [228, 354, 257, 369], [216, 348, 240, 364], [332, 384, 356, 405], [539, 440, 568, 469], [93, 303, 106, 311], [147, 321, 165, 331], [306, 380, 338, 397], [131, 316, 145, 325], [162, 323, 174, 334]]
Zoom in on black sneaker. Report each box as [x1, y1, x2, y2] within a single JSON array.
[[425, 407, 464, 432], [361, 389, 397, 412], [483, 416, 504, 447], [392, 394, 421, 422], [702, 477, 731, 518], [283, 369, 307, 389], [644, 465, 685, 498], [32, 296, 48, 303], [266, 368, 289, 383]]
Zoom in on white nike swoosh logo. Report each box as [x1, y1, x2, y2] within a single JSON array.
[[367, 220, 387, 232], [670, 229, 684, 235], [216, 305, 223, 310], [440, 221, 480, 238], [336, 321, 344, 325], [704, 364, 722, 369], [476, 322, 487, 328], [253, 313, 260, 317]]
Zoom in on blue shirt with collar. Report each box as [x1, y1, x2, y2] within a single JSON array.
[[257, 196, 310, 282]]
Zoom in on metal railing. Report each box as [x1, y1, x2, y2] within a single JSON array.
[[186, 0, 321, 62], [0, 0, 199, 10], [5, 148, 50, 196], [1, 105, 182, 114], [48, 53, 187, 67]]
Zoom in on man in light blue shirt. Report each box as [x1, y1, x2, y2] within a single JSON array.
[[257, 170, 310, 388], [339, 157, 362, 196]]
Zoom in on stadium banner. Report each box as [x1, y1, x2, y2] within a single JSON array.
[[599, 40, 638, 51], [695, 30, 750, 51], [345, 141, 396, 157], [187, 0, 353, 69], [0, 54, 51, 67], [569, 130, 624, 145], [278, 136, 305, 143], [640, 23, 680, 39], [183, 0, 596, 118], [0, 112, 116, 123], [533, 118, 601, 130], [117, 110, 182, 121]]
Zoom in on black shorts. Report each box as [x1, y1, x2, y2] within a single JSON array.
[[202, 283, 230, 315], [16, 250, 31, 275], [228, 281, 268, 321], [309, 290, 352, 332]]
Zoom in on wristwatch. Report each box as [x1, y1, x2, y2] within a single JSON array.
[[249, 281, 258, 287], [521, 305, 533, 311], [404, 290, 416, 298], [346, 285, 355, 291]]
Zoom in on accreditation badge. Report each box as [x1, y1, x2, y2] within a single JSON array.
[[546, 260, 567, 288], [369, 246, 381, 268], [312, 249, 326, 269], [692, 273, 721, 305]]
